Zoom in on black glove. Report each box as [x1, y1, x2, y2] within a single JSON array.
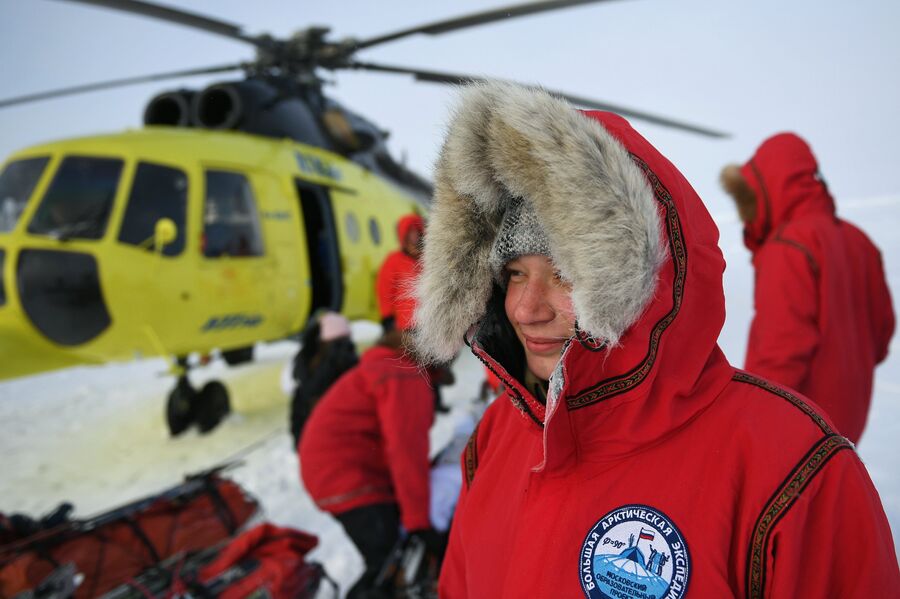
[[408, 528, 447, 560]]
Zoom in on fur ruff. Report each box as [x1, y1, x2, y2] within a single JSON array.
[[720, 164, 757, 224], [413, 82, 665, 363]]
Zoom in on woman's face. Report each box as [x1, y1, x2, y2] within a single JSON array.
[[504, 255, 576, 380]]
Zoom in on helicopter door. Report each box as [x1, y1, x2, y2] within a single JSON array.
[[111, 161, 191, 352], [295, 181, 342, 314], [195, 169, 271, 349]]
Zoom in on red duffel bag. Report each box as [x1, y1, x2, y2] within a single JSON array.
[[0, 470, 258, 598], [193, 523, 328, 598]]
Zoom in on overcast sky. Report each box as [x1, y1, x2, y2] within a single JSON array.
[[1, 0, 898, 220]]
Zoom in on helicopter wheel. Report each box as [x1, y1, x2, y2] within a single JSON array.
[[195, 381, 231, 434], [166, 376, 197, 437]]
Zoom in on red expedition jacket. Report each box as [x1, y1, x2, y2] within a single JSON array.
[[740, 133, 894, 443], [376, 214, 424, 331], [436, 112, 898, 597], [298, 344, 434, 531]]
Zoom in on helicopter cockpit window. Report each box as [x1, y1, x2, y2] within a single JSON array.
[[27, 156, 123, 241], [0, 156, 49, 234], [202, 170, 264, 258], [118, 162, 187, 256]]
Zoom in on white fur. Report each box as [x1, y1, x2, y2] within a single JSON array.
[[413, 82, 666, 363]]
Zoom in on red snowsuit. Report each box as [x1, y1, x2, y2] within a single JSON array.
[[430, 110, 898, 597], [376, 214, 424, 331], [298, 344, 434, 531], [739, 133, 894, 443]]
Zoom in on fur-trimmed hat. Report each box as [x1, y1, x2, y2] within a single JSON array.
[[413, 82, 665, 363]]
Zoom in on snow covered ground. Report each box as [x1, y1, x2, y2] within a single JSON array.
[[1, 197, 898, 594], [0, 321, 486, 593]]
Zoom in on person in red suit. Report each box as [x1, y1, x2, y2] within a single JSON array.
[[299, 324, 441, 598], [721, 133, 894, 443], [376, 213, 424, 333], [377, 212, 453, 414], [412, 82, 899, 597]]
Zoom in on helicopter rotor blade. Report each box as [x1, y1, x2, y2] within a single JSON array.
[[49, 0, 265, 47], [348, 61, 729, 139], [353, 0, 622, 51], [0, 63, 244, 109]]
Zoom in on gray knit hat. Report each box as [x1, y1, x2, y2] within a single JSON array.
[[488, 197, 552, 283]]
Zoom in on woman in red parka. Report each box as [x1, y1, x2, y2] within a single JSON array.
[[412, 82, 899, 598], [721, 133, 894, 444]]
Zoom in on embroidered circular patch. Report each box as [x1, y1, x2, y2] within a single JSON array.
[[579, 504, 690, 599]]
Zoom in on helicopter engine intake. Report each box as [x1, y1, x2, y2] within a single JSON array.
[[143, 90, 195, 127], [192, 82, 245, 130], [191, 80, 331, 147]]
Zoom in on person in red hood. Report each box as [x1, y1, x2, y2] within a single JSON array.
[[298, 323, 440, 598], [721, 133, 894, 444], [412, 83, 899, 598], [377, 213, 425, 333], [378, 212, 454, 414]]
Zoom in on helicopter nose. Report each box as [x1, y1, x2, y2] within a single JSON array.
[[17, 249, 111, 346]]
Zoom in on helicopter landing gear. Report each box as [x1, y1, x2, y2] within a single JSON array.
[[166, 375, 195, 436], [195, 381, 231, 433], [165, 358, 232, 436]]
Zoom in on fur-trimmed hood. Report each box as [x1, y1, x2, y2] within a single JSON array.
[[414, 82, 734, 462], [414, 82, 665, 363]]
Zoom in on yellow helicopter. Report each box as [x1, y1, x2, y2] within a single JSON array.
[[0, 0, 726, 435]]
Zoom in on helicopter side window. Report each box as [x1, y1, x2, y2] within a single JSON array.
[[27, 156, 123, 241], [118, 162, 187, 256], [345, 212, 360, 243], [368, 217, 381, 246], [202, 170, 264, 258], [0, 156, 49, 234]]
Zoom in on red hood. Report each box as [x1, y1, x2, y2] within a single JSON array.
[[740, 132, 836, 252], [396, 213, 424, 244], [415, 83, 734, 468], [473, 110, 734, 467]]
